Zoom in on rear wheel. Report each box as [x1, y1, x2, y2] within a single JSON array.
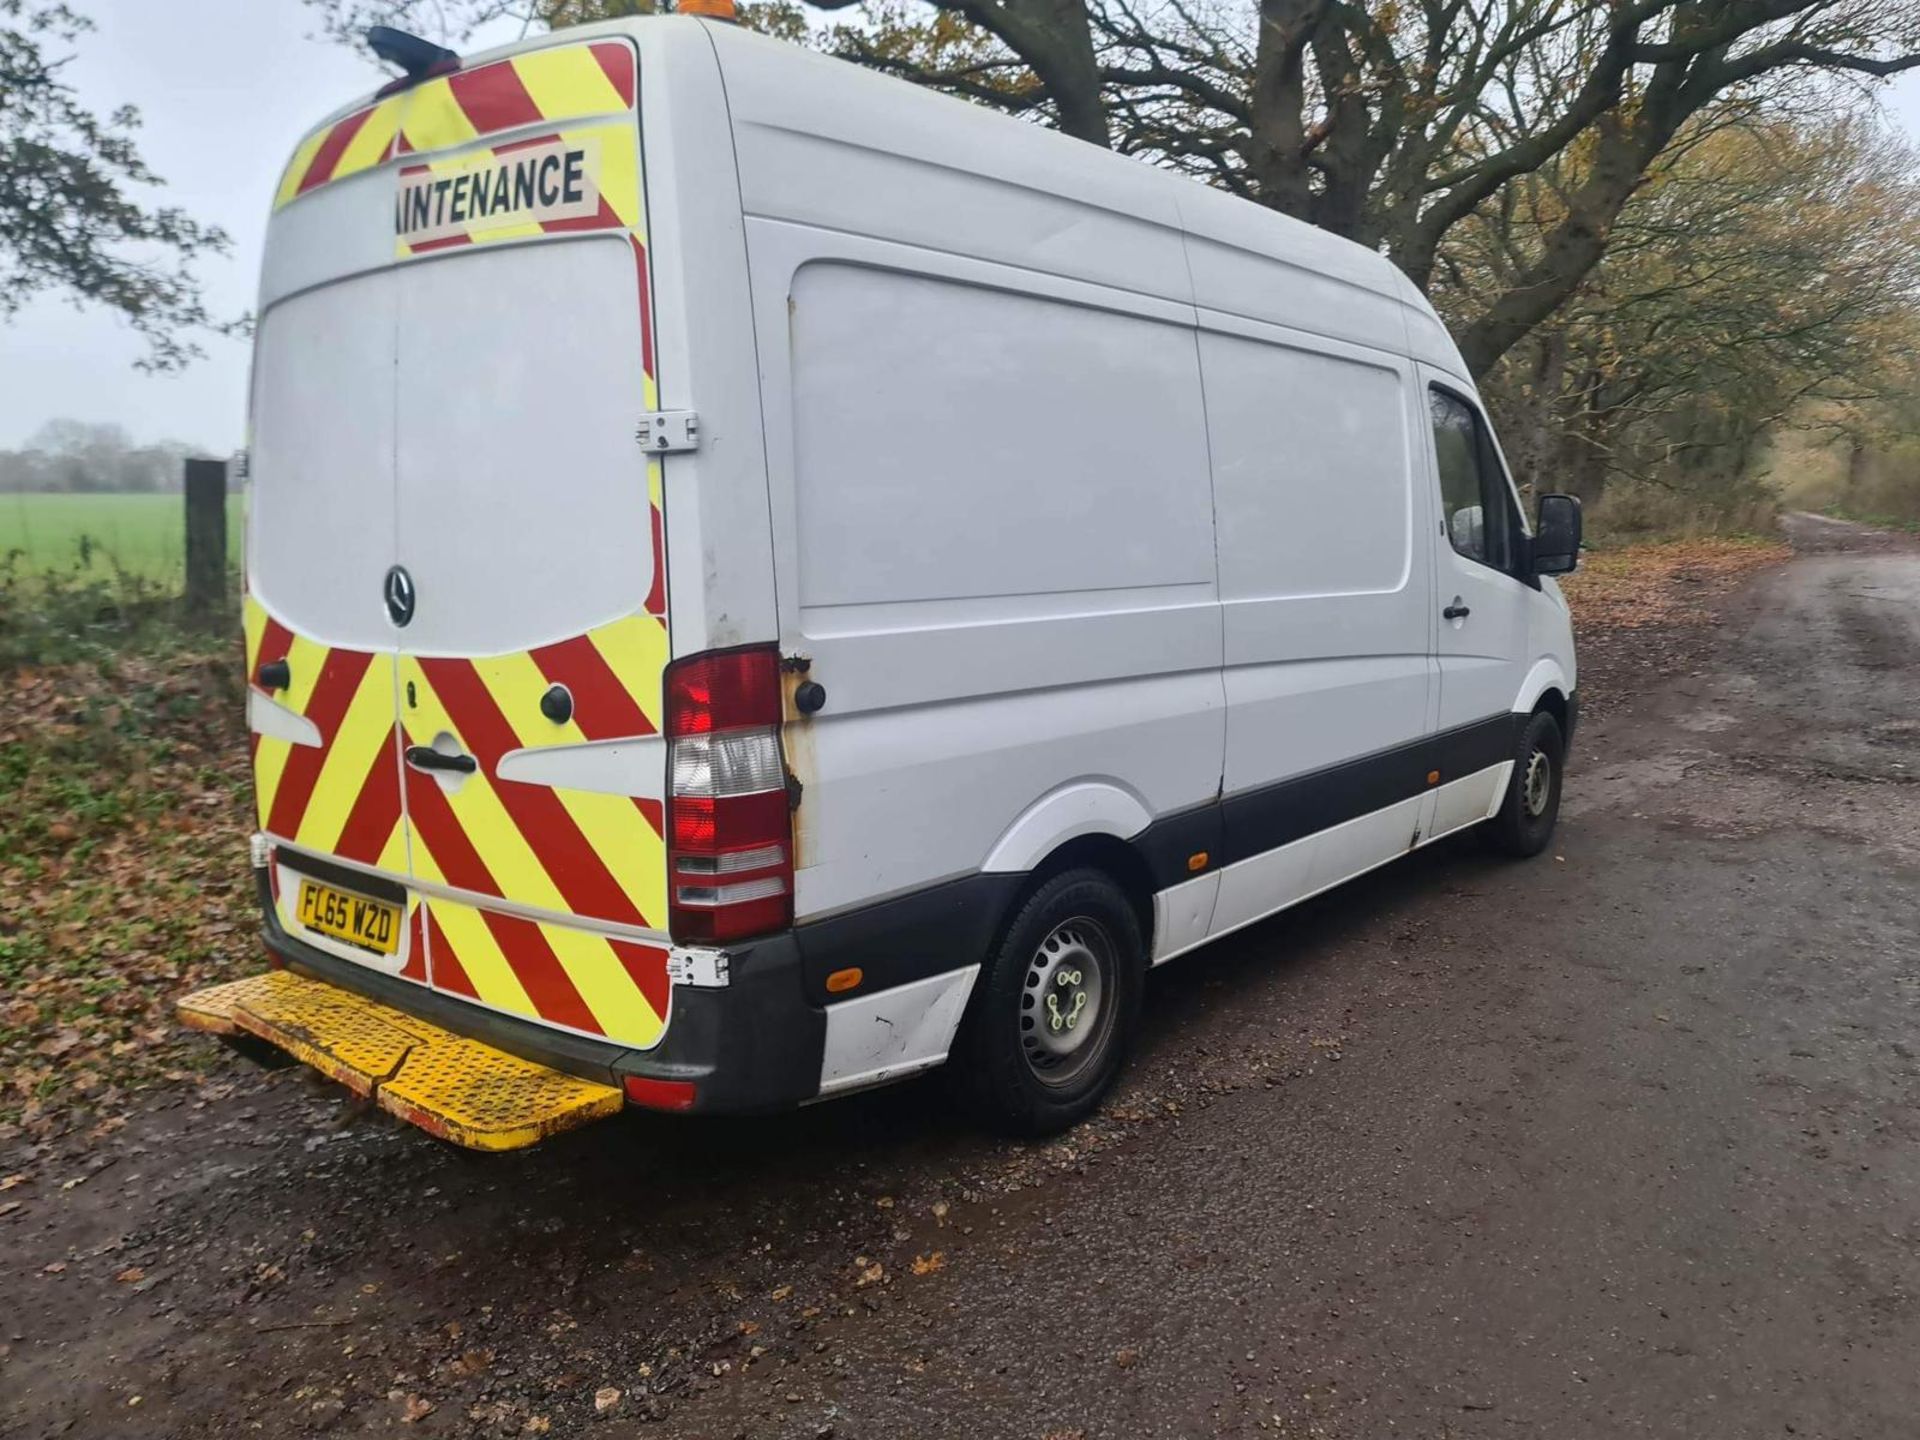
[[1482, 709, 1564, 858], [951, 868, 1145, 1136]]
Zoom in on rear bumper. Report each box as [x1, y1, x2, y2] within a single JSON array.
[[256, 870, 827, 1114]]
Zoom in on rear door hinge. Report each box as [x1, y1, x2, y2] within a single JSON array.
[[667, 947, 730, 989], [637, 411, 699, 453]]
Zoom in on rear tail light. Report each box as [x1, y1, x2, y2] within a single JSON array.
[[664, 645, 793, 943], [622, 1075, 698, 1112]]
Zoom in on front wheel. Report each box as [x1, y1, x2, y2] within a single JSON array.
[[950, 868, 1146, 1136], [1482, 710, 1564, 858]]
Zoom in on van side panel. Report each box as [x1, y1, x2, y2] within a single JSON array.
[[1200, 323, 1434, 790], [789, 266, 1213, 619], [1177, 185, 1411, 357], [1196, 315, 1436, 938], [759, 239, 1224, 924], [718, 39, 1228, 982], [713, 28, 1189, 308]]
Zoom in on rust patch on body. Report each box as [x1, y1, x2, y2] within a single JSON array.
[[779, 655, 818, 873]]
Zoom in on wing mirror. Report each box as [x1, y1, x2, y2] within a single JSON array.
[[1532, 493, 1582, 575]]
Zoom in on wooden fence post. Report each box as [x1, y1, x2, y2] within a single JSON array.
[[183, 457, 228, 624]]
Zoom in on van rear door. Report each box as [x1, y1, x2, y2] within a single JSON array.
[[251, 34, 675, 1048], [376, 38, 674, 1050], [389, 236, 673, 1043], [246, 268, 418, 978]]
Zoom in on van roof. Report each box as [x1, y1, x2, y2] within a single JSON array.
[[287, 16, 1467, 380]]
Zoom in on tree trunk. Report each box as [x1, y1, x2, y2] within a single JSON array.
[[183, 458, 228, 626], [1845, 436, 1870, 498]]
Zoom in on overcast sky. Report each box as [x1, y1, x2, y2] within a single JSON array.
[[6, 0, 1920, 452]]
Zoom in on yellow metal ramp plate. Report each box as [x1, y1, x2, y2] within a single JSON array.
[[176, 971, 622, 1151]]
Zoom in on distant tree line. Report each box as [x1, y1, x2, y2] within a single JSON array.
[[0, 420, 220, 494]]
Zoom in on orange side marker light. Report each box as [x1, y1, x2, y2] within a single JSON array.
[[1187, 852, 1209, 872], [1427, 770, 1441, 786], [826, 967, 864, 994]]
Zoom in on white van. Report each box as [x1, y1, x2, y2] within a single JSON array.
[[199, 14, 1580, 1142]]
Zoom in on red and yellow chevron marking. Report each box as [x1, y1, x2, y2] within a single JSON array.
[[244, 596, 408, 877], [423, 896, 670, 1050], [401, 612, 670, 932], [394, 120, 639, 258], [246, 594, 669, 1044], [274, 39, 635, 210]]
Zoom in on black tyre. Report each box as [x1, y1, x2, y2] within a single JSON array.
[[950, 868, 1146, 1136], [1482, 709, 1564, 858]]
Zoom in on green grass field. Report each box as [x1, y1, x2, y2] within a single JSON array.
[[0, 493, 245, 583]]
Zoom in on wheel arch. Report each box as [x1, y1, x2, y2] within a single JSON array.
[[979, 781, 1161, 953], [980, 779, 1156, 874], [1016, 832, 1158, 955], [1513, 658, 1571, 720], [1531, 685, 1570, 737]]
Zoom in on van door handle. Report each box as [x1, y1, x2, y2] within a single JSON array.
[[405, 745, 478, 774], [1443, 602, 1471, 621]]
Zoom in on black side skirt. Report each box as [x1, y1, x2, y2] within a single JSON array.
[[798, 712, 1525, 1003]]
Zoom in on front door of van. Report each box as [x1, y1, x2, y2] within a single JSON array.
[[1420, 370, 1530, 829]]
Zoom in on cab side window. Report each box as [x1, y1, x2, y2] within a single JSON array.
[[1429, 388, 1512, 572]]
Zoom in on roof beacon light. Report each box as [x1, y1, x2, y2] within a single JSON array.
[[679, 0, 739, 21], [366, 25, 462, 96]]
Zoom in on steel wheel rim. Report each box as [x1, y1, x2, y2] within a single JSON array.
[[1019, 917, 1115, 1087], [1523, 747, 1553, 818]]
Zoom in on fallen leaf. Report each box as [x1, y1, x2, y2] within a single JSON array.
[[400, 1395, 434, 1424], [523, 1419, 550, 1435], [910, 1252, 946, 1276], [594, 1386, 621, 1414], [115, 1266, 145, 1284]]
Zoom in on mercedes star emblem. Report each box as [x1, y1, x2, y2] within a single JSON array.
[[384, 564, 416, 628]]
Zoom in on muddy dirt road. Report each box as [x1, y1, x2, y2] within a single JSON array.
[[5, 517, 1919, 1439]]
